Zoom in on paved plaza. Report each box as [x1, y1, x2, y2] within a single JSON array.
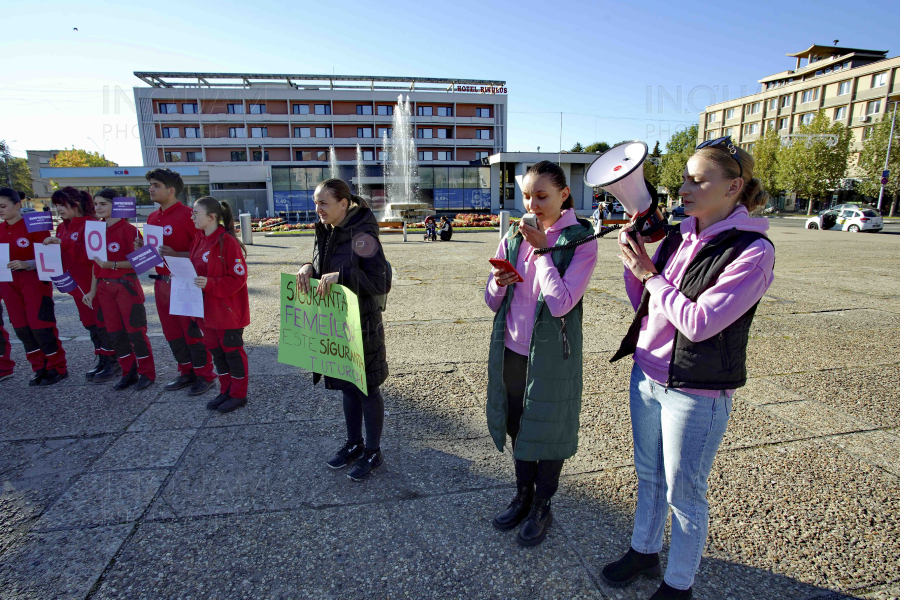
[[0, 225, 898, 600]]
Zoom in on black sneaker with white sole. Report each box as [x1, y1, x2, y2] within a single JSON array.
[[326, 440, 364, 470], [347, 449, 383, 481]]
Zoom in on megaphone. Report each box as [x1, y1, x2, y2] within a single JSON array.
[[584, 141, 666, 243]]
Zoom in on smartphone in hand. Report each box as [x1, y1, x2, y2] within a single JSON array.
[[489, 258, 524, 283]]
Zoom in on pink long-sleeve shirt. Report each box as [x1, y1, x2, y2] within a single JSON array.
[[624, 205, 775, 397], [485, 209, 598, 356]]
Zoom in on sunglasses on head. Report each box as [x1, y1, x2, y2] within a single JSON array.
[[696, 136, 743, 179]]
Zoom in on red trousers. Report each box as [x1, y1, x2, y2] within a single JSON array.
[[0, 304, 13, 374], [96, 275, 155, 380], [201, 325, 248, 399], [154, 279, 214, 380], [0, 271, 66, 374], [69, 284, 114, 357]]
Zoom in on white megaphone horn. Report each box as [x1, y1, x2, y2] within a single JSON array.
[[584, 141, 666, 243]]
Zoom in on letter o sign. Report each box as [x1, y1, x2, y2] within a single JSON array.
[[87, 230, 103, 251]]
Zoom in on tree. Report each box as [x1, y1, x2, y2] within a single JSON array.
[[651, 141, 661, 157], [644, 159, 661, 189], [776, 110, 851, 215], [0, 140, 35, 197], [570, 142, 585, 153], [753, 126, 782, 199], [49, 147, 118, 168], [584, 141, 611, 154], [857, 109, 900, 216], [659, 125, 698, 200]]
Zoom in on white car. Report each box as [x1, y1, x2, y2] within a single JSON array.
[[806, 208, 883, 233]]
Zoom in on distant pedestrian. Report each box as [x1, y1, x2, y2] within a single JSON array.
[[603, 136, 775, 599], [438, 216, 453, 241], [484, 161, 597, 547]]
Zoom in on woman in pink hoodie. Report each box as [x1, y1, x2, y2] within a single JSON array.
[[602, 137, 774, 600]]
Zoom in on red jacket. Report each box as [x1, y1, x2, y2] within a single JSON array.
[[93, 219, 142, 280], [147, 202, 198, 276], [189, 226, 249, 329], [0, 218, 49, 262], [56, 216, 98, 289]]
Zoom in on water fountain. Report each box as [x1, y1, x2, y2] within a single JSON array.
[[379, 95, 435, 241], [329, 145, 339, 180], [355, 144, 368, 202]]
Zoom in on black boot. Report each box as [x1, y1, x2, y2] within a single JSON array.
[[164, 372, 196, 392], [649, 582, 692, 600], [92, 359, 123, 383], [85, 355, 108, 381], [492, 483, 534, 531], [113, 365, 139, 390], [29, 369, 47, 387], [601, 547, 661, 588], [39, 369, 68, 386], [516, 496, 552, 547]]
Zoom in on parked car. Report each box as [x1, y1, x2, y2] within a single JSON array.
[[670, 205, 686, 219], [19, 207, 36, 214], [806, 208, 883, 232]]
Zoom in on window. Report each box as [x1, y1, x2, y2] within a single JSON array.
[[249, 104, 266, 114], [743, 123, 759, 135], [315, 127, 331, 138], [866, 100, 881, 116], [745, 143, 755, 153], [707, 113, 717, 123], [182, 103, 198, 114], [766, 119, 775, 130], [779, 117, 789, 130], [747, 102, 760, 115], [476, 129, 491, 139], [437, 128, 452, 139], [437, 151, 452, 161], [872, 73, 887, 88], [356, 105, 373, 115], [799, 113, 813, 126], [377, 105, 394, 116], [293, 104, 309, 115], [251, 127, 268, 138], [726, 108, 735, 119], [314, 104, 331, 115], [815, 70, 823, 77], [316, 150, 328, 162], [437, 106, 453, 117], [185, 127, 200, 138], [378, 151, 388, 161], [161, 127, 180, 138], [229, 127, 246, 138], [838, 81, 851, 96], [362, 150, 374, 160], [843, 61, 850, 69], [417, 106, 433, 116], [417, 128, 433, 139], [768, 98, 777, 111], [357, 127, 373, 138], [252, 150, 269, 161], [159, 103, 178, 114], [833, 106, 847, 120], [706, 131, 716, 141], [800, 89, 819, 103], [833, 64, 842, 72], [476, 108, 491, 118], [296, 150, 312, 161], [186, 151, 202, 162], [164, 151, 182, 162], [418, 151, 433, 160], [294, 127, 310, 138], [475, 151, 489, 160], [230, 151, 247, 161], [724, 127, 733, 137], [377, 127, 391, 138], [227, 104, 244, 114]]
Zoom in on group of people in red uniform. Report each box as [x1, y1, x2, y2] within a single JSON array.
[[0, 169, 251, 413]]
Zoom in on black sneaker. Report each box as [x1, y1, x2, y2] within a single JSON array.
[[326, 440, 364, 470], [206, 392, 230, 410], [601, 547, 661, 588], [113, 365, 139, 390], [28, 369, 47, 387], [164, 372, 196, 392], [516, 497, 553, 547], [39, 369, 68, 386], [216, 396, 247, 414], [650, 582, 692, 600], [347, 449, 383, 481], [92, 360, 122, 383], [187, 377, 216, 397], [133, 375, 154, 391], [0, 372, 12, 383]]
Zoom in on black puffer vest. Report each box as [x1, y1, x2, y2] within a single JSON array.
[[311, 206, 390, 391], [611, 226, 774, 390]]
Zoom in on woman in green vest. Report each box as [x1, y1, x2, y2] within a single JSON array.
[[484, 161, 598, 547]]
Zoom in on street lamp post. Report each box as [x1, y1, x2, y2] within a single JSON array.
[[877, 101, 898, 213]]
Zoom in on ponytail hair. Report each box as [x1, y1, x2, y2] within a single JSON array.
[[317, 178, 368, 209], [195, 196, 248, 258], [695, 146, 769, 214], [51, 186, 96, 217]]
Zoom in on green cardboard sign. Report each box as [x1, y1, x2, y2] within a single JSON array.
[[277, 273, 368, 395]]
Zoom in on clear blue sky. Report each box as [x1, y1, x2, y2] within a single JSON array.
[[2, 0, 897, 165]]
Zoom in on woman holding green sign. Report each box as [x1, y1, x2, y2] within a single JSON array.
[[296, 179, 391, 482]]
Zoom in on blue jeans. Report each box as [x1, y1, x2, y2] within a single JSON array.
[[629, 363, 732, 590]]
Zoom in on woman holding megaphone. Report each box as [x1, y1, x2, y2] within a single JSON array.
[[484, 161, 597, 547], [603, 137, 774, 600]]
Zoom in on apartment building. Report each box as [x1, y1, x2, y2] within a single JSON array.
[[699, 44, 899, 178]]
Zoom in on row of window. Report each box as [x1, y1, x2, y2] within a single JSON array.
[[708, 100, 885, 140], [157, 102, 493, 117], [176, 149, 493, 163], [164, 151, 203, 162], [161, 126, 491, 139]]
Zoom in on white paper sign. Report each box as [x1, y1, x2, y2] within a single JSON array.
[[35, 243, 63, 282], [85, 221, 107, 262], [0, 244, 12, 282], [143, 224, 165, 251], [164, 257, 204, 318]]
